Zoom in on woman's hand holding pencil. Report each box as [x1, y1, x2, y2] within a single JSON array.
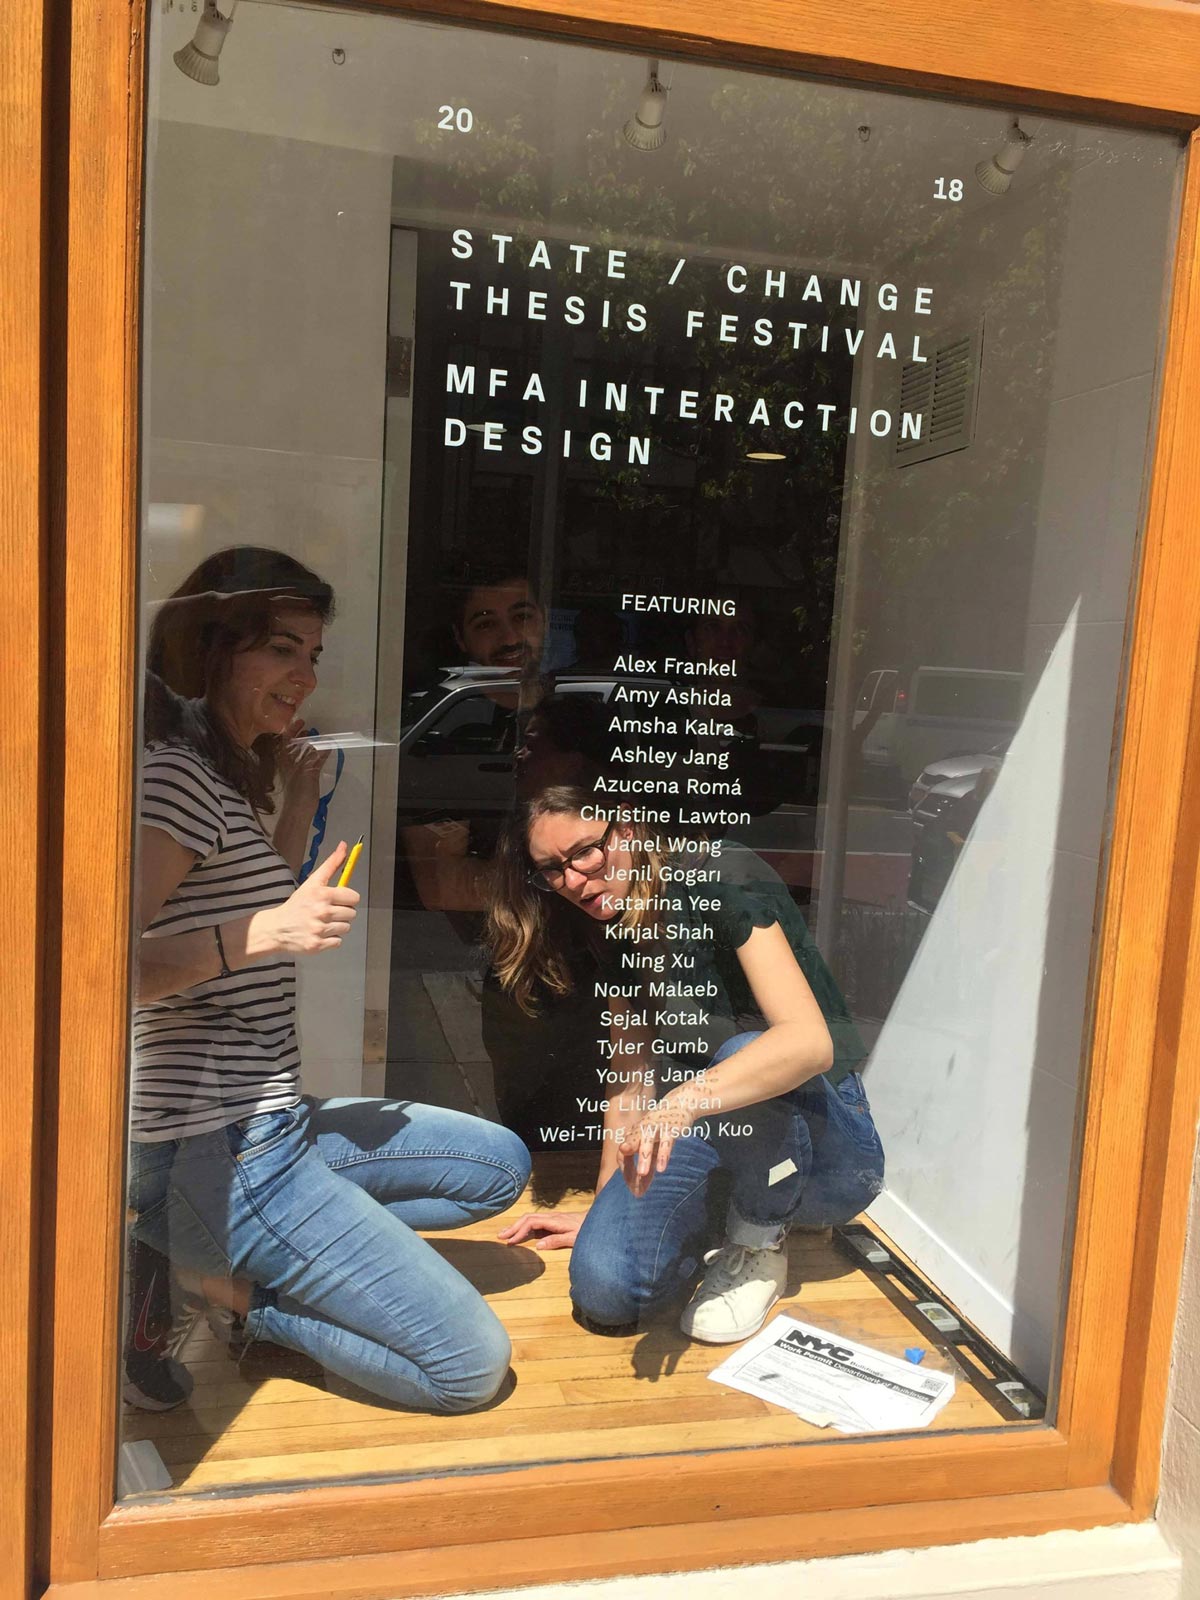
[[247, 840, 362, 957]]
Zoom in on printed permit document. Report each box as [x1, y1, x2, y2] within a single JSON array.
[[708, 1314, 956, 1433]]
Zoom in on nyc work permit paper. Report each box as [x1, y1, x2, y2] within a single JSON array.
[[708, 1314, 955, 1433]]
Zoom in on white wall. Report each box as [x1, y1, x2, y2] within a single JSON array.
[[865, 605, 1079, 1383], [849, 132, 1178, 1389], [143, 118, 393, 1096]]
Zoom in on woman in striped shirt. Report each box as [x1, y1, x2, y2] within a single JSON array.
[[126, 546, 530, 1414]]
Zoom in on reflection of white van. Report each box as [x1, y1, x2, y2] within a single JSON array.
[[860, 666, 1023, 784], [853, 669, 900, 729]]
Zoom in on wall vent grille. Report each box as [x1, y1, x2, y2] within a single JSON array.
[[894, 321, 984, 467]]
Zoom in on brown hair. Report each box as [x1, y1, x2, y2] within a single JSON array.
[[451, 570, 538, 637], [145, 546, 335, 812], [485, 784, 669, 1016]]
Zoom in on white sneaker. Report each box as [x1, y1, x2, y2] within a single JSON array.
[[679, 1243, 788, 1344]]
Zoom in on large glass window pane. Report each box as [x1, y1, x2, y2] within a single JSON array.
[[119, 0, 1182, 1500]]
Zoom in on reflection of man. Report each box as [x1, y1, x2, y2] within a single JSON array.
[[399, 572, 546, 912], [454, 575, 545, 673], [401, 573, 545, 729], [397, 574, 603, 1160]]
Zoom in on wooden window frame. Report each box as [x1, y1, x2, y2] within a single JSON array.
[[8, 0, 1200, 1595]]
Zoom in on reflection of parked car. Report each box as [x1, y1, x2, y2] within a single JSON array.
[[753, 707, 827, 810], [397, 670, 670, 821], [854, 668, 901, 731], [861, 666, 1022, 785], [907, 747, 1004, 912], [398, 670, 834, 823], [908, 740, 1010, 814]]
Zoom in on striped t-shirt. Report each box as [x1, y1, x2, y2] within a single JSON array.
[[133, 740, 302, 1142]]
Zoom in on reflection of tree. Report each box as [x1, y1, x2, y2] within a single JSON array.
[[414, 114, 544, 215]]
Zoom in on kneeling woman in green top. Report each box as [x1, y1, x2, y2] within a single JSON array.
[[487, 784, 884, 1344]]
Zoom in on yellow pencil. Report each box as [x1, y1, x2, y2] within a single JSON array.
[[337, 835, 364, 888]]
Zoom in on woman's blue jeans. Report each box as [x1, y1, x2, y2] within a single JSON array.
[[569, 1032, 885, 1328], [128, 1097, 531, 1412]]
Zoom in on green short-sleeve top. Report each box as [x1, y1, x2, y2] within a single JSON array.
[[595, 842, 864, 1088]]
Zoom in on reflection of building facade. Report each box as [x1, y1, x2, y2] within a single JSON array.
[[6, 1, 1200, 1597]]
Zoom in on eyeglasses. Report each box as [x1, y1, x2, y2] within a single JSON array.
[[527, 823, 614, 893]]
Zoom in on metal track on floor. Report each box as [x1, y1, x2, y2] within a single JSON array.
[[835, 1223, 1047, 1422]]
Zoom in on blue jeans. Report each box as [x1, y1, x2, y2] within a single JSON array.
[[128, 1097, 531, 1412], [569, 1032, 885, 1328]]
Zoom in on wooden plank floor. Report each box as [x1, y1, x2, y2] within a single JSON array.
[[122, 1160, 1023, 1496]]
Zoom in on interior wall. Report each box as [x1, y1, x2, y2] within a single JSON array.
[[143, 118, 392, 1097], [852, 132, 1178, 1387]]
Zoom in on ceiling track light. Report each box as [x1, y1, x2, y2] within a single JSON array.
[[174, 0, 237, 86], [975, 119, 1032, 195], [623, 59, 668, 152]]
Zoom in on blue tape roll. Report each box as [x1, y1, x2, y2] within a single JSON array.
[[299, 730, 346, 882]]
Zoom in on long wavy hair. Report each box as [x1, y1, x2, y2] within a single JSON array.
[[144, 546, 335, 812], [486, 785, 670, 1016]]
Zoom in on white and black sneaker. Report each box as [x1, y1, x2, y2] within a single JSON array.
[[122, 1240, 197, 1412], [679, 1243, 788, 1344], [123, 1345, 196, 1412]]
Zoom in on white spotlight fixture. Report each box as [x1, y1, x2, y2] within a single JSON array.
[[623, 60, 667, 152], [975, 120, 1032, 195], [174, 0, 237, 87]]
